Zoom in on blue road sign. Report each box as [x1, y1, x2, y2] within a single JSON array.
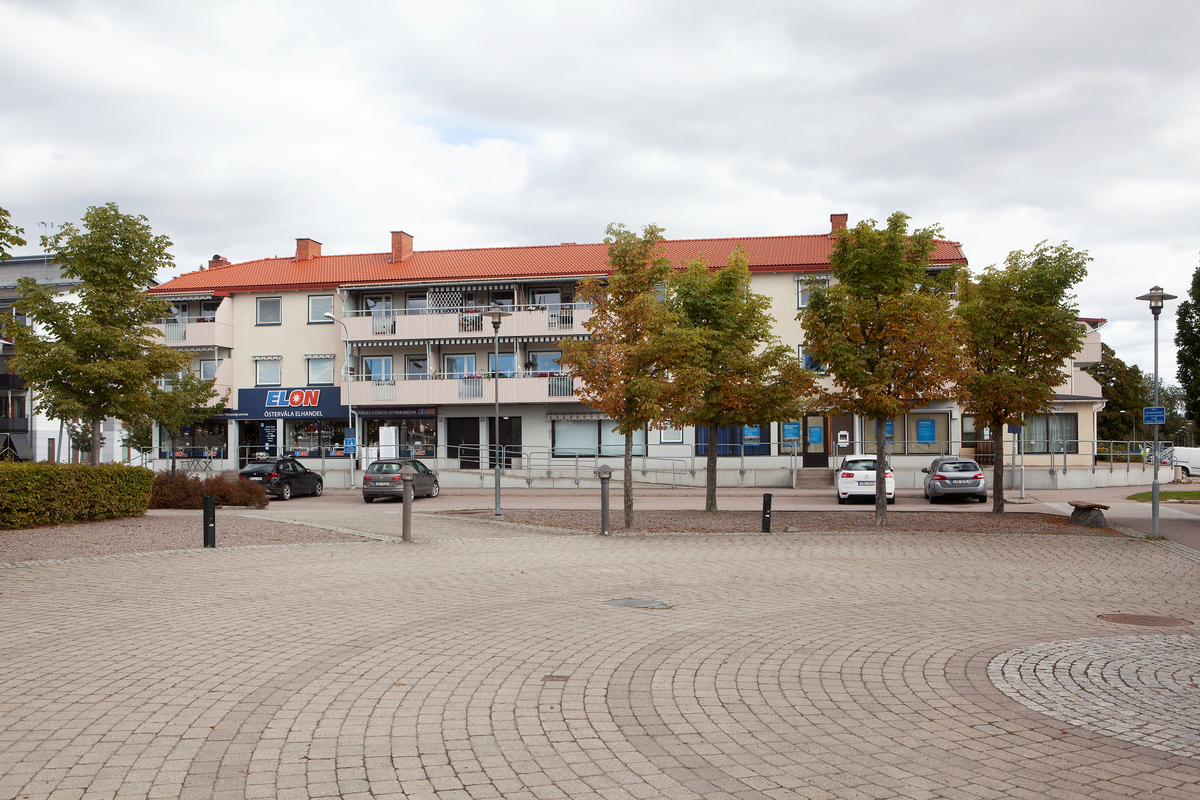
[[344, 437, 357, 454], [1143, 407, 1166, 426]]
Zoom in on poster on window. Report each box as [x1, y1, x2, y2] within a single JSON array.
[[808, 425, 823, 445], [742, 425, 761, 444], [781, 422, 801, 441], [916, 418, 936, 443], [380, 426, 399, 459], [884, 419, 894, 441]]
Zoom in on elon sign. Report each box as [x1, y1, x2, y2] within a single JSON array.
[[266, 389, 322, 408]]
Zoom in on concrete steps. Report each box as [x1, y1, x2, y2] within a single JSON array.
[[793, 468, 836, 489]]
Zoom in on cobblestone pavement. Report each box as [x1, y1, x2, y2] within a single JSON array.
[[2, 515, 1199, 800]]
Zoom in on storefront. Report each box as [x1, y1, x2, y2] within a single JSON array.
[[214, 387, 351, 467], [358, 407, 439, 459]]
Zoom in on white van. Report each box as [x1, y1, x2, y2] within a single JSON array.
[[1169, 446, 1200, 477]]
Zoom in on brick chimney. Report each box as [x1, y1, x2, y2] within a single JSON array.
[[295, 238, 322, 261], [391, 230, 413, 262], [830, 213, 848, 232], [208, 254, 231, 269]]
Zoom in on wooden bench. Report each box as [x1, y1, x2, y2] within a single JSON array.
[[1067, 501, 1109, 527]]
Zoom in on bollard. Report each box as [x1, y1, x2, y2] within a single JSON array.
[[597, 464, 612, 536], [203, 495, 216, 548], [761, 493, 772, 533], [400, 464, 416, 542]]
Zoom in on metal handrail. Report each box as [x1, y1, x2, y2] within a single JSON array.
[[343, 302, 593, 317]]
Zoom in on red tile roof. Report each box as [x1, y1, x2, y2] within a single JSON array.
[[151, 234, 968, 295]]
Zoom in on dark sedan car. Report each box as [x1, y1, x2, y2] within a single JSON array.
[[921, 458, 987, 503], [238, 458, 323, 500], [362, 458, 439, 503]]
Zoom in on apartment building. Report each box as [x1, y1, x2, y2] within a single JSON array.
[[147, 214, 1111, 489]]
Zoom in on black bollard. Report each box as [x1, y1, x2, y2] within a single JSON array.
[[761, 493, 772, 533], [401, 464, 416, 542], [203, 495, 216, 548], [598, 464, 612, 536]]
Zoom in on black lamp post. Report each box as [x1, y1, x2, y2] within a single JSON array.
[[484, 303, 512, 517], [1135, 285, 1177, 538]]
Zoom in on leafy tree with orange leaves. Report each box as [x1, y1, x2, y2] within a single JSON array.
[[799, 212, 963, 526], [668, 246, 816, 511], [559, 223, 680, 529]]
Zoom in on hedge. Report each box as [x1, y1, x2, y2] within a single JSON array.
[[0, 463, 155, 529], [150, 472, 268, 509]]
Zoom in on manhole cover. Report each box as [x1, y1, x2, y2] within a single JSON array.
[[607, 599, 667, 609], [1098, 614, 1193, 627]]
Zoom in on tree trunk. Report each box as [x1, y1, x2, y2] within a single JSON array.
[[170, 430, 178, 476], [623, 432, 634, 529], [875, 416, 888, 526], [991, 420, 1006, 513], [705, 424, 719, 512], [90, 418, 102, 465]]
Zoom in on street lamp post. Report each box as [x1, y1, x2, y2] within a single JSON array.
[[484, 303, 512, 517], [324, 311, 357, 489], [1135, 286, 1177, 538]]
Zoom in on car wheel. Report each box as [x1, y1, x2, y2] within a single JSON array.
[[429, 481, 439, 498], [929, 494, 939, 504], [1183, 467, 1191, 477], [837, 495, 846, 505], [978, 493, 988, 503], [313, 480, 323, 497], [363, 495, 373, 503], [887, 496, 895, 505], [279, 483, 291, 501]]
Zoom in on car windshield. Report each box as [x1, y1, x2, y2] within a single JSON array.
[[240, 463, 274, 474], [367, 462, 403, 474], [842, 460, 878, 472], [939, 462, 980, 473]]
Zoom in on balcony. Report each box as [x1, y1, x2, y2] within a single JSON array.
[[341, 304, 592, 343], [343, 374, 577, 406], [0, 373, 25, 390], [0, 417, 29, 433], [151, 317, 235, 349]]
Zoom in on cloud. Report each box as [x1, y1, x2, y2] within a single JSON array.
[[1, 0, 1198, 377]]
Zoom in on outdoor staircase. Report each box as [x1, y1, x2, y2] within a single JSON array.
[[793, 468, 836, 489]]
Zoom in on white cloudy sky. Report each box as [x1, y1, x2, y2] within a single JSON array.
[[2, 0, 1198, 380]]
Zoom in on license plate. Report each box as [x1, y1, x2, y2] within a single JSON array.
[[858, 481, 875, 486], [950, 479, 970, 485]]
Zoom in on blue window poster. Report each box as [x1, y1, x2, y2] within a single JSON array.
[[808, 425, 823, 445], [916, 418, 936, 443], [884, 420, 894, 436], [742, 425, 761, 443], [782, 422, 801, 441]]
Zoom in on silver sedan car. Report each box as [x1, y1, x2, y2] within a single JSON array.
[[922, 458, 987, 503]]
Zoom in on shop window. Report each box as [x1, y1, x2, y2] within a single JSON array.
[[256, 297, 282, 325], [552, 420, 646, 457], [906, 412, 949, 455], [285, 419, 349, 457], [363, 418, 437, 458], [255, 359, 281, 386], [308, 295, 334, 323], [158, 419, 227, 459], [695, 424, 771, 456], [1020, 414, 1078, 454]]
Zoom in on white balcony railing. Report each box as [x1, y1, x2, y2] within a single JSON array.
[[341, 304, 592, 342], [343, 374, 577, 406], [151, 317, 234, 348]]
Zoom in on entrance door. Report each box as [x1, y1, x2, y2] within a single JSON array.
[[488, 416, 522, 469], [447, 417, 480, 469], [239, 421, 277, 467], [804, 415, 829, 468]]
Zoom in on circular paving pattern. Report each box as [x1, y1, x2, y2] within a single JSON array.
[[989, 634, 1200, 759]]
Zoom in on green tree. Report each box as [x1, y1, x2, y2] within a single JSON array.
[[800, 212, 963, 525], [0, 206, 25, 261], [1175, 263, 1200, 423], [150, 371, 229, 475], [1085, 343, 1144, 441], [559, 223, 679, 529], [10, 203, 187, 464], [668, 246, 817, 511], [956, 241, 1089, 513]]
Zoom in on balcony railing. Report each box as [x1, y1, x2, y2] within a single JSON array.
[[342, 303, 593, 342], [0, 374, 25, 390], [151, 317, 234, 348], [343, 373, 576, 406], [0, 417, 29, 433]]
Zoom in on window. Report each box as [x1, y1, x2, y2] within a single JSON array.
[[531, 290, 561, 311], [256, 297, 282, 325], [443, 354, 475, 378], [962, 415, 990, 444], [199, 300, 220, 322], [552, 420, 645, 457], [1020, 413, 1079, 454], [405, 355, 428, 380], [308, 295, 334, 323], [405, 293, 427, 315], [528, 351, 561, 374], [199, 359, 221, 381], [308, 357, 335, 385], [363, 295, 393, 315], [489, 352, 516, 377], [488, 290, 514, 308], [798, 278, 828, 308], [659, 427, 684, 444], [361, 356, 393, 381], [255, 359, 281, 386], [798, 345, 825, 373], [696, 425, 771, 456]]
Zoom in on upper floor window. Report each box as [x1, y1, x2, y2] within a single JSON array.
[[527, 351, 561, 374], [307, 356, 335, 385], [257, 297, 282, 325], [797, 278, 828, 309], [798, 345, 825, 374], [308, 295, 334, 324], [199, 359, 221, 381], [255, 358, 282, 386]]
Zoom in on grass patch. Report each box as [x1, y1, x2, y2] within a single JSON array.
[[1126, 490, 1200, 502]]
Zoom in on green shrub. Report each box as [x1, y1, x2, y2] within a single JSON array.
[[0, 463, 155, 529], [150, 472, 268, 509]]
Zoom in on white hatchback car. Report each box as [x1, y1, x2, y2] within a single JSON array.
[[836, 457, 896, 505]]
